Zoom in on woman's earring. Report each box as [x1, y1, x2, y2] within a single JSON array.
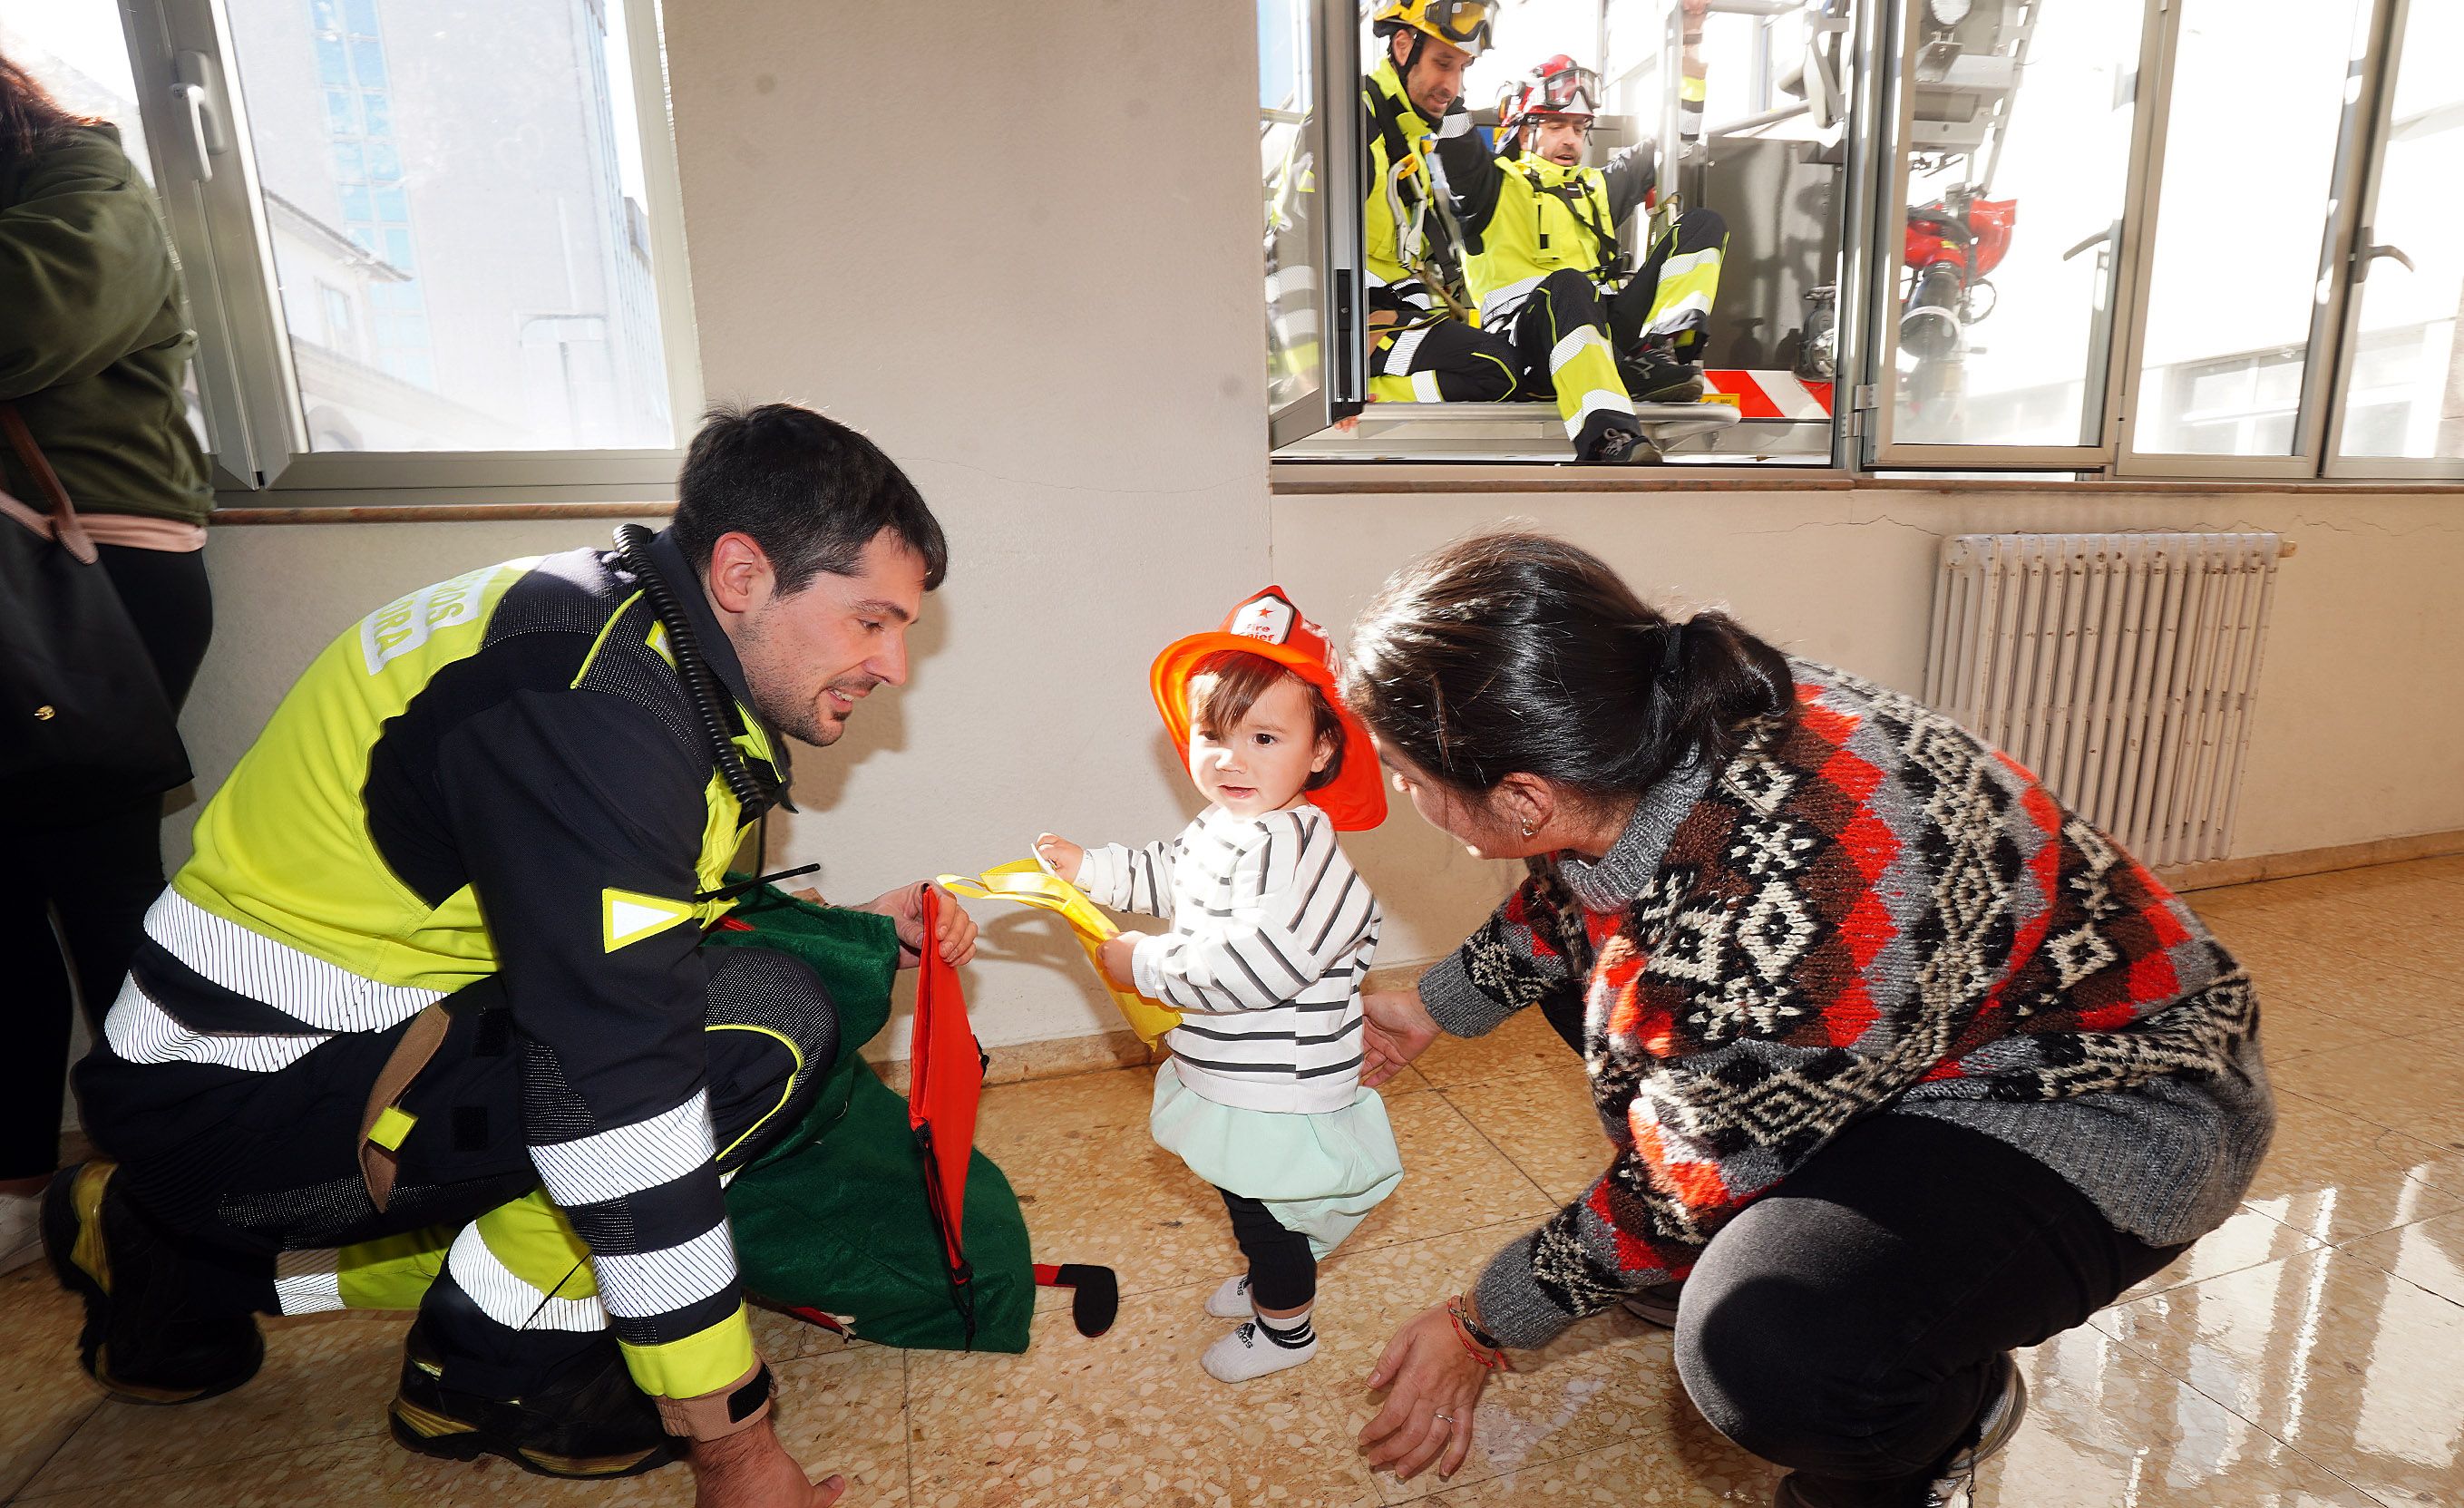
[[1521, 822, 1535, 838]]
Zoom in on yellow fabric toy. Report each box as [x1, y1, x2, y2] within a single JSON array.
[[935, 861, 1184, 1046]]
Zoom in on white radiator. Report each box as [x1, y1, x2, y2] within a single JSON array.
[[1923, 532, 2286, 868]]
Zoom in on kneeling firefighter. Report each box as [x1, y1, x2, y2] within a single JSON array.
[[45, 404, 975, 1506]]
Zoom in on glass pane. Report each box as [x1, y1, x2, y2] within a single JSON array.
[[1892, 0, 2148, 448], [1284, 0, 1852, 464], [2335, 0, 2464, 462], [2131, 0, 2369, 456], [226, 0, 676, 452], [1261, 0, 1325, 420], [0, 5, 156, 185]]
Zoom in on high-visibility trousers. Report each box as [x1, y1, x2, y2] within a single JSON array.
[[77, 945, 838, 1393]]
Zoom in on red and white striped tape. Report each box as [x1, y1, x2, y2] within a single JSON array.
[[1702, 370, 1834, 420]]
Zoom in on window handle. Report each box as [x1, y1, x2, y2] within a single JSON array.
[[2354, 236, 2415, 280], [2061, 224, 2118, 262], [171, 51, 229, 183]]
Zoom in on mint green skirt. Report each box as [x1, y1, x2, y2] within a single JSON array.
[[1149, 1058, 1404, 1259]]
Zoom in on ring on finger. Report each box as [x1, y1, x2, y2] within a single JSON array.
[[1434, 1411, 1456, 1425]]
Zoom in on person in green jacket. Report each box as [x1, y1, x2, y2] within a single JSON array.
[[0, 48, 214, 1277]]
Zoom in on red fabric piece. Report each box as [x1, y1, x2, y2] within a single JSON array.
[[907, 887, 980, 1271]]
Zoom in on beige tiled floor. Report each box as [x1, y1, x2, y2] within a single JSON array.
[[5, 860, 2464, 1506]]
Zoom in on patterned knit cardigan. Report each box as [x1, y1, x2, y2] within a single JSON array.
[[1420, 660, 2273, 1348]]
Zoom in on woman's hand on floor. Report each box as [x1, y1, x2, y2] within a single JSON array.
[[1358, 1302, 1487, 1482], [1359, 989, 1443, 1088]]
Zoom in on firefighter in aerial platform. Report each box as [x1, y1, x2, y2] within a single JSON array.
[[44, 405, 976, 1507], [1432, 37, 1731, 462], [1360, 0, 1518, 405]]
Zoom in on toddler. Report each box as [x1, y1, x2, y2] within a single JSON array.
[[1036, 588, 1400, 1382]]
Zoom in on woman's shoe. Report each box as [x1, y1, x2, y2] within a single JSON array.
[[1770, 1352, 2026, 1508], [1618, 1279, 1685, 1328]]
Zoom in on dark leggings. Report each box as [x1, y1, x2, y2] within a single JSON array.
[[1217, 1188, 1317, 1312], [1674, 1114, 2182, 1507], [0, 544, 212, 1181]]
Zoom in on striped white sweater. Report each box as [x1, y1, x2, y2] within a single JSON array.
[[1077, 803, 1381, 1114]]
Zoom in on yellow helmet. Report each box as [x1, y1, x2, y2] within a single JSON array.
[[1371, 0, 1495, 58]]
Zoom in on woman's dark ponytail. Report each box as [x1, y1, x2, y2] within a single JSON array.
[[1646, 610, 1794, 775], [1343, 530, 1795, 806]]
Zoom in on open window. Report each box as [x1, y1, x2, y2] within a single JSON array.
[[1263, 0, 1370, 448], [8, 0, 699, 494], [1858, 0, 2158, 467], [1267, 0, 2464, 479], [1268, 0, 1863, 465]]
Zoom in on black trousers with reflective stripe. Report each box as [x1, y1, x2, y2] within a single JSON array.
[[76, 943, 838, 1320], [1498, 269, 1644, 457], [1368, 285, 1519, 404]]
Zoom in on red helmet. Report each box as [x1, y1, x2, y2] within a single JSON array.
[[1499, 54, 1602, 144]]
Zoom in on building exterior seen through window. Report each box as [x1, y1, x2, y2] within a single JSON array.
[[6, 0, 682, 474], [227, 0, 673, 452]]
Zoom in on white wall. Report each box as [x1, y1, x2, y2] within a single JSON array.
[[173, 1, 2464, 1059], [1271, 487, 2464, 957], [180, 0, 1275, 1057]]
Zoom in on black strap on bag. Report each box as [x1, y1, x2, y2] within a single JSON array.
[[0, 402, 191, 830]]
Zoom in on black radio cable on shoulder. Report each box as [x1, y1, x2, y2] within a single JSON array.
[[610, 524, 773, 813]]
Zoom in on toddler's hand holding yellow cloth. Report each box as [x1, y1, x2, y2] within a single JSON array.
[[934, 860, 1184, 1046]]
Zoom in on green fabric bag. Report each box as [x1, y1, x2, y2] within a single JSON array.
[[709, 884, 1036, 1353]]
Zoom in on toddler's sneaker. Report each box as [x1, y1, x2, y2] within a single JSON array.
[[1205, 1274, 1254, 1318], [1202, 1316, 1317, 1383]]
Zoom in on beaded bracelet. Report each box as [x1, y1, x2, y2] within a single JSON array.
[[1446, 1296, 1511, 1372]]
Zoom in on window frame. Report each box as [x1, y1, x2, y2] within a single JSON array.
[[114, 0, 702, 497], [1855, 0, 2170, 473], [2318, 0, 2464, 482], [1272, 0, 2462, 484], [1266, 0, 1369, 450], [2109, 0, 2388, 480]]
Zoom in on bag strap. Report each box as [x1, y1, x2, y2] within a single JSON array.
[[0, 403, 97, 564]]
